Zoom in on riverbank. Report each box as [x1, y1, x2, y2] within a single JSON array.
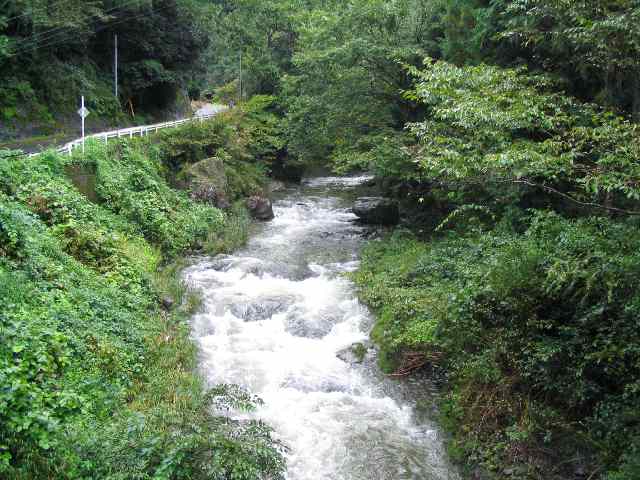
[[0, 104, 286, 478], [352, 215, 640, 480]]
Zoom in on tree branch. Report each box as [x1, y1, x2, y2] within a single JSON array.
[[510, 179, 640, 216]]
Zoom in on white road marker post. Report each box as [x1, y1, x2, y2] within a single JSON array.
[[77, 96, 90, 155]]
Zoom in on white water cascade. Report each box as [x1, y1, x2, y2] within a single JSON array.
[[184, 176, 459, 480]]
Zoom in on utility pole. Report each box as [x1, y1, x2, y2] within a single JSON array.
[[239, 50, 242, 103], [114, 34, 118, 99]]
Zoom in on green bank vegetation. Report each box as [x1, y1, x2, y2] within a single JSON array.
[[0, 103, 286, 478], [209, 1, 640, 478], [4, 0, 640, 479]]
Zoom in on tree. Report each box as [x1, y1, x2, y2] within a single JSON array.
[[504, 0, 640, 119]]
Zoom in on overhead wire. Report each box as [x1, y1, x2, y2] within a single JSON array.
[[7, 0, 166, 57], [2, 0, 78, 24], [6, 0, 151, 55], [9, 0, 150, 46]]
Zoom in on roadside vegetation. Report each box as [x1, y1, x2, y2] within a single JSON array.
[[0, 102, 286, 479], [3, 0, 640, 479], [0, 0, 212, 141]]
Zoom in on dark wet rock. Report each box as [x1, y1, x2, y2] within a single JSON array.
[[337, 342, 371, 364], [352, 197, 399, 225], [363, 178, 377, 187], [230, 297, 291, 321], [161, 296, 175, 310], [247, 195, 275, 221]]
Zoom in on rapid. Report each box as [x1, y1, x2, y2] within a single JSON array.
[[183, 176, 459, 480]]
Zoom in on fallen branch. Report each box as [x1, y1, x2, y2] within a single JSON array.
[[387, 351, 442, 377]]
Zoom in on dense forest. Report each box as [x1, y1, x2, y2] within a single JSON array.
[[0, 0, 211, 143], [2, 0, 640, 479]]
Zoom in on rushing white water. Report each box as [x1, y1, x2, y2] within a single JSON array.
[[184, 176, 459, 480]]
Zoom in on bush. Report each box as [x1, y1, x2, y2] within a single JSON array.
[[353, 212, 640, 478], [0, 127, 284, 478], [85, 141, 225, 256]]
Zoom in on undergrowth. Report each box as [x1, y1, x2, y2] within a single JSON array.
[[0, 112, 285, 479], [353, 212, 640, 480]]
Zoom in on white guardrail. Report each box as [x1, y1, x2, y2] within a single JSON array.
[[28, 109, 225, 158]]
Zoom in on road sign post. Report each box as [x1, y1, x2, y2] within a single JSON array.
[[78, 96, 90, 154]]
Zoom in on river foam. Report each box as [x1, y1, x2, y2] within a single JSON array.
[[184, 176, 459, 480]]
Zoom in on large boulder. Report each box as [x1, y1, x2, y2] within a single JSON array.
[[184, 157, 230, 208], [246, 195, 275, 221], [352, 197, 399, 225]]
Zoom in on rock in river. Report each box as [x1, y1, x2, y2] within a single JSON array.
[[336, 342, 371, 364], [352, 197, 399, 225], [247, 195, 275, 220]]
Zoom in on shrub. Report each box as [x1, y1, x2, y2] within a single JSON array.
[[0, 123, 284, 478], [354, 212, 640, 478]]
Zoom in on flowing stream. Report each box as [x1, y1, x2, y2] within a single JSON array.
[[184, 176, 459, 480]]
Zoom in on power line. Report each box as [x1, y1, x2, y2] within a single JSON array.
[[2, 0, 77, 24], [6, 0, 149, 55], [8, 1, 166, 58], [2, 0, 149, 25], [10, 0, 149, 48]]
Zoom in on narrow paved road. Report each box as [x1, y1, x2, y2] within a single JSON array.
[[15, 103, 227, 156]]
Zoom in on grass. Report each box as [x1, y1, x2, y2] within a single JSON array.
[[0, 115, 286, 479]]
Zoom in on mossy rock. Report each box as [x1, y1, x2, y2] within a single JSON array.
[[184, 156, 228, 196]]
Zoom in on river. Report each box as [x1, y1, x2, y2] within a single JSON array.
[[183, 176, 459, 480]]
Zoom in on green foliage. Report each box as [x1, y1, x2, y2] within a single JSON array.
[[401, 60, 640, 211], [0, 131, 284, 478], [154, 102, 276, 196], [503, 0, 640, 118], [205, 201, 251, 254], [241, 95, 286, 164], [87, 141, 225, 256], [198, 0, 298, 96], [0, 0, 210, 138], [212, 80, 240, 104], [354, 213, 640, 478], [282, 0, 431, 165]]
